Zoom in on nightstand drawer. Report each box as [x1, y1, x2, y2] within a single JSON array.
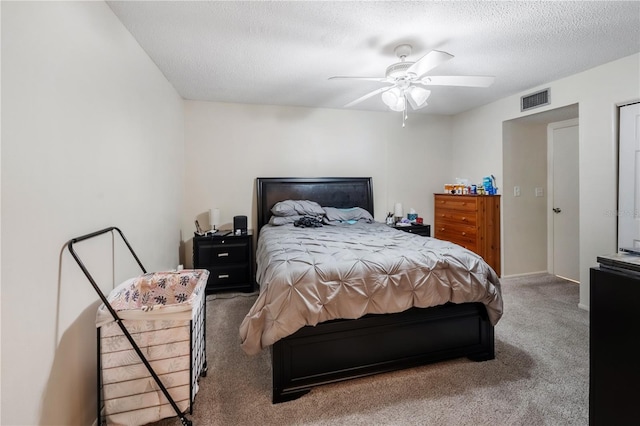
[[197, 242, 249, 265], [402, 225, 431, 237], [209, 264, 250, 287]]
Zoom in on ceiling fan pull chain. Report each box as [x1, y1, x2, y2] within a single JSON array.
[[402, 96, 408, 127]]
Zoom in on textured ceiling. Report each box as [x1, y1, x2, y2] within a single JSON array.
[[108, 1, 640, 115]]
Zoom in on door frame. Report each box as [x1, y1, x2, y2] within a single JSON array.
[[547, 118, 579, 280], [617, 102, 640, 250]]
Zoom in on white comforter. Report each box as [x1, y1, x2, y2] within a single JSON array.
[[239, 222, 503, 355]]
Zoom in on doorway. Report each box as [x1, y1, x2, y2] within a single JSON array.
[[501, 104, 579, 278], [548, 119, 580, 282]]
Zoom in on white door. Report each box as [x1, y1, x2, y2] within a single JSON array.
[[618, 103, 640, 249], [548, 119, 580, 282]]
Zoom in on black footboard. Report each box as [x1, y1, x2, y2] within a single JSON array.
[[271, 302, 494, 403]]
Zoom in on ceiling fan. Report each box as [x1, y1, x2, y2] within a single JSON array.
[[329, 44, 495, 126]]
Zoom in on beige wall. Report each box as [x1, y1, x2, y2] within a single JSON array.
[[181, 101, 453, 267], [1, 2, 185, 424], [502, 120, 549, 276], [451, 53, 640, 309]]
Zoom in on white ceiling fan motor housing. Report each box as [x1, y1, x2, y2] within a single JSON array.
[[386, 44, 417, 79], [386, 62, 415, 79]]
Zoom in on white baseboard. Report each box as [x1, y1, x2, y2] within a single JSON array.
[[501, 270, 550, 279]]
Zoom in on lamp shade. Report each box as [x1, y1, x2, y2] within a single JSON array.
[[394, 202, 403, 218], [210, 208, 221, 229], [409, 86, 431, 106], [382, 87, 401, 107], [389, 95, 406, 112]]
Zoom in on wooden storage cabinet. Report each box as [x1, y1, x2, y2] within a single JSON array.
[[193, 231, 254, 294], [434, 194, 500, 276]]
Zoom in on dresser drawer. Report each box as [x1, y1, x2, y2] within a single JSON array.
[[434, 209, 477, 226], [434, 220, 477, 237], [434, 221, 478, 246], [434, 196, 478, 212], [449, 241, 478, 253], [435, 232, 478, 250]]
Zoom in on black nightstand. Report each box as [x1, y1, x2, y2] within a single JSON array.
[[392, 224, 431, 237], [193, 231, 254, 294]]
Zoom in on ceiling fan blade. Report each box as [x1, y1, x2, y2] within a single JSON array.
[[407, 50, 454, 78], [344, 85, 394, 108], [329, 76, 388, 82], [420, 75, 495, 87]]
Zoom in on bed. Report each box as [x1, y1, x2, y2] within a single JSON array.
[[239, 177, 503, 403]]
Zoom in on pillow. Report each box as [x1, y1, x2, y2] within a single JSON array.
[[271, 200, 325, 217], [322, 206, 374, 223], [269, 215, 304, 225]]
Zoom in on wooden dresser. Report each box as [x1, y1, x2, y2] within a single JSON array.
[[434, 194, 501, 276]]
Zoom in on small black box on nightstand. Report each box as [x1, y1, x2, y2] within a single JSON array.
[[233, 215, 248, 234]]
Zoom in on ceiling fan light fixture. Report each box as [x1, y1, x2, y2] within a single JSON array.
[[408, 86, 431, 107], [381, 87, 401, 107], [389, 96, 406, 112], [330, 44, 493, 127]]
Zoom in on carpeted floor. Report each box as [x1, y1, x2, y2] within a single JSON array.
[[152, 273, 589, 426]]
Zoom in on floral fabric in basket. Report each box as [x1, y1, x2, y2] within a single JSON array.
[[109, 270, 206, 311]]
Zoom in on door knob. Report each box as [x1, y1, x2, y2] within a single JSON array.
[[553, 207, 562, 213]]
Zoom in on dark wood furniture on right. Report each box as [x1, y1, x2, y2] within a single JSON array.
[[590, 256, 640, 425], [257, 177, 495, 403], [434, 193, 501, 276]]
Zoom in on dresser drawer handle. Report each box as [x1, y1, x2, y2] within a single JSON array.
[[462, 232, 466, 236], [218, 274, 229, 279], [440, 227, 445, 232], [218, 252, 229, 257], [461, 217, 467, 221]]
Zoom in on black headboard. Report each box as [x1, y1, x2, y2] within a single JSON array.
[[256, 177, 374, 230]]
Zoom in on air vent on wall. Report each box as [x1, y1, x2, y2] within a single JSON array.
[[521, 88, 550, 111]]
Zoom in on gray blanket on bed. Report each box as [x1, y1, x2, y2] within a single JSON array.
[[239, 221, 503, 355]]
